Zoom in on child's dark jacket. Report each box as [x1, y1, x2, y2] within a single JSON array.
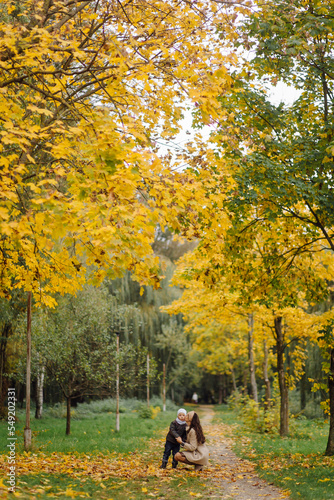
[[165, 420, 187, 445]]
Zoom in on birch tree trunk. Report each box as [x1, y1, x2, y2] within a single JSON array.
[[248, 313, 258, 403], [35, 360, 45, 419], [231, 364, 237, 392], [263, 337, 271, 410]]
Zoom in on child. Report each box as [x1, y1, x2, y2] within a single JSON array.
[[160, 408, 187, 469]]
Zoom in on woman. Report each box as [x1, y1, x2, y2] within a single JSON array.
[[174, 411, 209, 471]]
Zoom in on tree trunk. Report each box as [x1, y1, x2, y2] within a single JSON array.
[[147, 353, 150, 408], [325, 347, 334, 456], [35, 360, 45, 419], [0, 323, 12, 409], [223, 373, 227, 402], [248, 313, 258, 403], [275, 316, 289, 436], [24, 292, 32, 450], [231, 365, 237, 392], [300, 372, 306, 412], [66, 396, 71, 435], [243, 368, 248, 396], [263, 337, 271, 410], [218, 373, 223, 404]]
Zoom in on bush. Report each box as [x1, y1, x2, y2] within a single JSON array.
[[45, 398, 138, 419], [143, 396, 178, 411], [151, 406, 161, 419], [138, 404, 161, 419], [138, 404, 152, 418], [47, 403, 75, 419], [45, 397, 175, 420], [227, 393, 280, 434]]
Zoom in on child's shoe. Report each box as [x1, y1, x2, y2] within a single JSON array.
[[172, 460, 178, 469], [159, 461, 167, 469]]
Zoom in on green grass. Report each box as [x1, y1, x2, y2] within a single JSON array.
[[0, 403, 208, 499], [215, 405, 334, 500], [0, 408, 178, 454]]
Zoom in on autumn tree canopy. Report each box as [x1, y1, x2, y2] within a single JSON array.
[[0, 0, 235, 306]]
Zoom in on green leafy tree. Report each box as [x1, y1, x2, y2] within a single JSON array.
[[210, 0, 334, 452], [37, 286, 114, 434]]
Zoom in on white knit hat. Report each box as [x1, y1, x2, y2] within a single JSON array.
[[177, 408, 187, 416]]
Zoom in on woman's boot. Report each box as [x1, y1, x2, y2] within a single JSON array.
[[194, 464, 203, 471]]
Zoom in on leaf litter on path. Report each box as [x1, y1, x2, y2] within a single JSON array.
[[198, 405, 291, 499]]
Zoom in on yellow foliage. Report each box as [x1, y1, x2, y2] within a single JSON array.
[[163, 211, 334, 388], [0, 0, 236, 306], [151, 406, 161, 420]]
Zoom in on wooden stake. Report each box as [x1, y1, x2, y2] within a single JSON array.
[[147, 353, 150, 408], [116, 332, 120, 432], [163, 363, 166, 412]]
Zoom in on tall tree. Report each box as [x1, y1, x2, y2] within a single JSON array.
[[212, 0, 334, 450], [0, 0, 232, 306]]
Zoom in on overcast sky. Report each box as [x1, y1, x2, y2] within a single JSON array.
[[157, 80, 301, 161]]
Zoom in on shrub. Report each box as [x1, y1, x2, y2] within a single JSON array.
[[138, 404, 161, 419], [148, 396, 178, 411], [47, 403, 76, 419], [138, 404, 153, 419], [45, 398, 138, 419], [151, 406, 161, 419], [227, 393, 280, 434], [45, 397, 171, 420]]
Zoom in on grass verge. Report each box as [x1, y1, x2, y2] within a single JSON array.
[[1, 410, 177, 454], [215, 404, 334, 500]]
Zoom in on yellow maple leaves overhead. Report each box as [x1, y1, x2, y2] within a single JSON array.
[[0, 0, 236, 305]]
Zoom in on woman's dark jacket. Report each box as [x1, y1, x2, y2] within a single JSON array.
[[166, 420, 187, 445]]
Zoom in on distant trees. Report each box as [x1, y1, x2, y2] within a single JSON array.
[[11, 284, 159, 434], [41, 286, 115, 434], [5, 254, 196, 431]]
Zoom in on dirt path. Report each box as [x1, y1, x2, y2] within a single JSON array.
[[198, 405, 290, 500]]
